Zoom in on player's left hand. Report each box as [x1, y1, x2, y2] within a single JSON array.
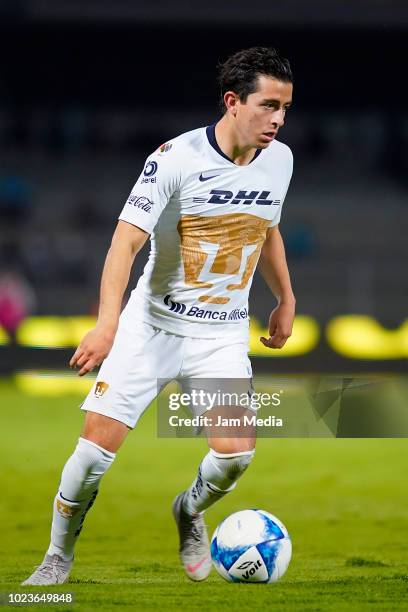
[[260, 301, 295, 349]]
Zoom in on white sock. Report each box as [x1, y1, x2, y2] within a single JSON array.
[[183, 449, 255, 515], [47, 437, 116, 561]]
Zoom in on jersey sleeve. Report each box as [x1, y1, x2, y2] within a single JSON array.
[[269, 147, 293, 227], [118, 146, 181, 234]]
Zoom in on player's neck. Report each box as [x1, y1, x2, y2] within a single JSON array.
[[215, 117, 258, 166]]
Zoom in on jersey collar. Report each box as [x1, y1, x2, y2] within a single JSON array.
[[206, 123, 262, 166]]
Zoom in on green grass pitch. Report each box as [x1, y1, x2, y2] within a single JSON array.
[[0, 378, 407, 611]]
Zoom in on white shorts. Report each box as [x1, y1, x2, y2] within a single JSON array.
[[80, 309, 253, 429]]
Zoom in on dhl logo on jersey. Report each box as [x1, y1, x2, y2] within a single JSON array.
[[193, 189, 281, 206]]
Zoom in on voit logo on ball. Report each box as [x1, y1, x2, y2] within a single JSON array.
[[236, 558, 264, 580]]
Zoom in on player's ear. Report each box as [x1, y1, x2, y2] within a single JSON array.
[[224, 91, 238, 116]]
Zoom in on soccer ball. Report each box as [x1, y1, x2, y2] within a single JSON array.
[[211, 509, 292, 583]]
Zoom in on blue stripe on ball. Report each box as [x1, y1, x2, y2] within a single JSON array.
[[210, 535, 219, 562], [256, 539, 281, 576], [216, 544, 251, 572], [259, 512, 285, 541]]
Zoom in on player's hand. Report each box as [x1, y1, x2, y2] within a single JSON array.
[[260, 301, 295, 349], [69, 324, 116, 376]]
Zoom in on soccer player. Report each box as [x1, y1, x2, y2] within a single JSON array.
[[22, 46, 295, 585]]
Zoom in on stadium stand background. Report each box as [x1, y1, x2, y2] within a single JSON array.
[[0, 0, 407, 372]]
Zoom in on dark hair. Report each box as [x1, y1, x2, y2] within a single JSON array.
[[217, 46, 293, 112]]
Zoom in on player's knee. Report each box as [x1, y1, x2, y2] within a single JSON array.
[[81, 412, 129, 453], [203, 448, 255, 492], [208, 435, 255, 456]]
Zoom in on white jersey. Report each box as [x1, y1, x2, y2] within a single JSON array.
[[118, 124, 293, 340]]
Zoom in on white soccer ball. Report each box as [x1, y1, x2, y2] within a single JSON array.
[[211, 509, 292, 583]]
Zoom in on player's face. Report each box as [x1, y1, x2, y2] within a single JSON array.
[[235, 75, 293, 148]]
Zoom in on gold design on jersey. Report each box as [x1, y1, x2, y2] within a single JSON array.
[[198, 295, 230, 304], [177, 213, 270, 303]]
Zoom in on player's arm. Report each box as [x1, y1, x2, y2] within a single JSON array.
[[71, 144, 180, 376], [70, 220, 149, 376], [257, 225, 296, 349]]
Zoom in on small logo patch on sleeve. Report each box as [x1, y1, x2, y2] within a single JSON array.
[[158, 142, 172, 153]]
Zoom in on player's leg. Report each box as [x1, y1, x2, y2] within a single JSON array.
[[183, 417, 256, 516], [173, 337, 255, 581], [173, 421, 256, 581], [22, 412, 130, 586], [22, 316, 181, 586], [47, 413, 130, 558]]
